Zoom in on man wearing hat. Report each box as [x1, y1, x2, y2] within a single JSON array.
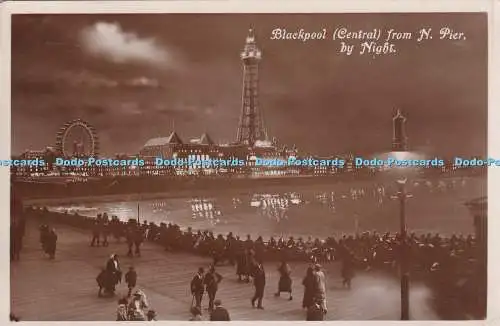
[[203, 265, 223, 311], [125, 266, 138, 297], [209, 300, 230, 321], [191, 267, 205, 310], [251, 261, 266, 309]]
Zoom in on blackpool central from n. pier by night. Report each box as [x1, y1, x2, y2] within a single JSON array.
[[11, 29, 482, 181]]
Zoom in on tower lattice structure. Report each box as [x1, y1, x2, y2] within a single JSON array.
[[236, 28, 267, 146]]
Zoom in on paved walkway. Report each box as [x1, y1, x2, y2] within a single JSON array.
[[10, 218, 439, 321]]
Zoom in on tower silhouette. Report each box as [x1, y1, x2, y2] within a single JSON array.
[[392, 109, 408, 151], [236, 28, 267, 146]]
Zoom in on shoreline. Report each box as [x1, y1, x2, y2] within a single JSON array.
[[19, 175, 372, 205], [21, 175, 485, 239], [21, 173, 484, 207]]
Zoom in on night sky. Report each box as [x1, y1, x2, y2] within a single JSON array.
[[11, 13, 487, 157]]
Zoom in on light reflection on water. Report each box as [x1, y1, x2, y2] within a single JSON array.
[[48, 176, 484, 239]]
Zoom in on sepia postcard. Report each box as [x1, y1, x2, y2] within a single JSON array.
[[2, 0, 498, 323]]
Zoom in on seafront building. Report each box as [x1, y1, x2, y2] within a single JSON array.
[[10, 30, 477, 180]]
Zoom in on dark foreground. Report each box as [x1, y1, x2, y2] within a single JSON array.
[[11, 218, 440, 321]]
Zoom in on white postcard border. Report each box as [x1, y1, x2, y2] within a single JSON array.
[[0, 0, 496, 325]]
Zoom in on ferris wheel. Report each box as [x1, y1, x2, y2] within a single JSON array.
[[55, 119, 99, 157]]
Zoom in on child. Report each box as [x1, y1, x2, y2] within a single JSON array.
[[147, 309, 157, 321], [125, 266, 137, 297], [116, 297, 129, 321]]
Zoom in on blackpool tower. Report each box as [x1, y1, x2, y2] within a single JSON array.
[[392, 109, 408, 152], [236, 28, 267, 146]]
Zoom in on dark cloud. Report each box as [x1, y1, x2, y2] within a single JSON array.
[[11, 13, 487, 156]]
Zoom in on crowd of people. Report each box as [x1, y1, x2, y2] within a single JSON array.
[[187, 259, 329, 320], [29, 206, 478, 279], [22, 205, 482, 320]]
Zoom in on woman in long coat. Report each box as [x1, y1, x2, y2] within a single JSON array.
[[106, 254, 122, 293], [275, 261, 293, 300], [236, 248, 250, 282], [341, 250, 355, 289], [302, 267, 315, 309]]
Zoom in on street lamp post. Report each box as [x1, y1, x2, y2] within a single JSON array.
[[392, 109, 410, 320], [464, 196, 487, 319], [137, 202, 140, 224], [397, 178, 410, 320]]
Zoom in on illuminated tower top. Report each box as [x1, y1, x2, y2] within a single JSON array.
[[240, 28, 262, 61], [392, 109, 408, 152], [236, 28, 267, 146]]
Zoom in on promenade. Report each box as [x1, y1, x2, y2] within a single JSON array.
[[10, 218, 439, 321]]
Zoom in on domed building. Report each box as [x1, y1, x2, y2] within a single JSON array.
[[138, 130, 297, 177]]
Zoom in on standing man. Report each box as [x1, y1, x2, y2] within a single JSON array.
[[10, 219, 22, 261], [133, 226, 144, 257], [341, 249, 355, 289], [126, 225, 135, 257], [125, 266, 138, 297], [101, 219, 110, 247], [212, 235, 226, 266], [203, 265, 223, 311], [90, 216, 101, 247], [226, 232, 237, 266], [191, 267, 205, 311], [45, 228, 58, 260], [39, 224, 49, 253], [251, 260, 266, 309]]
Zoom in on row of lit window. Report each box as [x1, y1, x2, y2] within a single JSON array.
[[11, 163, 468, 176]]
